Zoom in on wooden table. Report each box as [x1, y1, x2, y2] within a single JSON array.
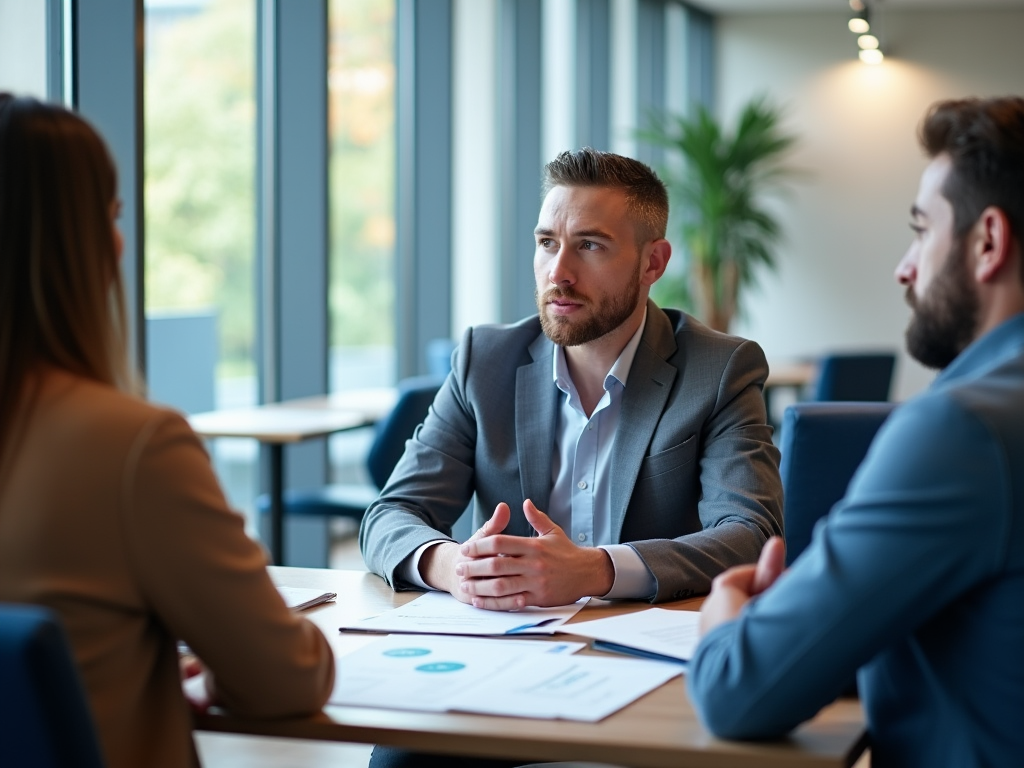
[[194, 568, 868, 767], [188, 388, 397, 564]]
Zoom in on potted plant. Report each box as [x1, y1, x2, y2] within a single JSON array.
[[640, 97, 798, 333]]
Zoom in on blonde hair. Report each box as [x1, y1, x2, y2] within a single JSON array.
[[0, 94, 135, 460]]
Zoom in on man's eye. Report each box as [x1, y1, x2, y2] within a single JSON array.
[[581, 240, 599, 251], [538, 238, 554, 248]]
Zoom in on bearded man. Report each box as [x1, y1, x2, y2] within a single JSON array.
[[360, 147, 783, 610], [689, 97, 1024, 768]]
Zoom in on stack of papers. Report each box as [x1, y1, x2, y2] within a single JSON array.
[[340, 591, 587, 636], [559, 608, 702, 664], [330, 633, 681, 722]]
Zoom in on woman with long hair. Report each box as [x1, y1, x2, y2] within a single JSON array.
[[0, 94, 334, 768]]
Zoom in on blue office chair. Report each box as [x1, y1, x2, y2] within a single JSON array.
[[811, 352, 896, 402], [0, 603, 106, 768], [779, 401, 897, 566], [258, 374, 446, 529]]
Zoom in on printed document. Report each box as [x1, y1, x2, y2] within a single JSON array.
[[340, 591, 587, 636], [560, 608, 701, 663], [330, 634, 679, 722]]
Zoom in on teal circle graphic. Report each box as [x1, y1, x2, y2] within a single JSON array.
[[383, 648, 431, 658], [415, 661, 465, 673]]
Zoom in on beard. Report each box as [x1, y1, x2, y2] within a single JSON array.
[[904, 238, 980, 370], [536, 259, 642, 347]]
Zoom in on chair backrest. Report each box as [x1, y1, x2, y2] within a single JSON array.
[[812, 352, 896, 402], [779, 402, 897, 566], [366, 374, 446, 490], [0, 604, 106, 768]]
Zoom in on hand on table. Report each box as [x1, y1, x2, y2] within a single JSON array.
[[419, 501, 513, 601], [699, 535, 786, 636], [455, 499, 614, 610]]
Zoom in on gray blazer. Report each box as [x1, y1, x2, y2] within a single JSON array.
[[359, 300, 783, 602]]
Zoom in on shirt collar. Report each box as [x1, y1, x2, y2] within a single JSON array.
[[552, 307, 648, 392], [933, 311, 1024, 387]]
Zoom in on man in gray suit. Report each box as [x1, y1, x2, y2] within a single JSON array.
[[360, 148, 783, 610]]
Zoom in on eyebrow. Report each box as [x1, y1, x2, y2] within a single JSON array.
[[533, 227, 616, 241]]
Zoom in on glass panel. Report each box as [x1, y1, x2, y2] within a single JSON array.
[[327, 0, 396, 483], [144, 0, 259, 523]]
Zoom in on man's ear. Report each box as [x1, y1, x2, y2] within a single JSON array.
[[971, 206, 1014, 283], [642, 239, 672, 286]]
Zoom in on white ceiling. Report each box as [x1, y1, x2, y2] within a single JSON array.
[[688, 0, 1024, 13]]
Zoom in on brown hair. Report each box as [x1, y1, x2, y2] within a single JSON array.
[[542, 147, 669, 247], [920, 97, 1024, 255], [0, 94, 133, 460]]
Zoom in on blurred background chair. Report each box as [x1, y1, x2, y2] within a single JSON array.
[[811, 352, 896, 402], [779, 401, 897, 566], [258, 374, 445, 567], [0, 603, 106, 768]]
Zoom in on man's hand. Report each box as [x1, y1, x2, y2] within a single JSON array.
[[419, 502, 512, 599], [455, 499, 614, 610], [699, 536, 786, 636]]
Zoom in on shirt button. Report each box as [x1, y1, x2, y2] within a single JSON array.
[[577, 533, 587, 542], [577, 480, 587, 490]]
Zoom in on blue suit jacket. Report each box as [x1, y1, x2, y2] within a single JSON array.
[[689, 313, 1024, 767], [360, 301, 783, 602]]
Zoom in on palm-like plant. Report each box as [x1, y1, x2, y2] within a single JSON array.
[[641, 97, 798, 332]]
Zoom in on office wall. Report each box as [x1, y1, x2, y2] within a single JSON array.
[[718, 9, 1024, 400]]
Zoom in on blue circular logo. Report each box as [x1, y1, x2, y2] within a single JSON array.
[[415, 661, 466, 673], [383, 648, 431, 658]]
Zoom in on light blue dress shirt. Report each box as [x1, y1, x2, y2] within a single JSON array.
[[687, 313, 1024, 767], [548, 312, 657, 599]]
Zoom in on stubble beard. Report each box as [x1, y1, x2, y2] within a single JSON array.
[[536, 259, 643, 348], [904, 237, 980, 370]]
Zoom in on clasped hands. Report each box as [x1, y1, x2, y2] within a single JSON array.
[[422, 499, 614, 611]]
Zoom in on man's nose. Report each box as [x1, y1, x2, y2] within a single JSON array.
[[548, 247, 576, 285], [895, 248, 917, 286]]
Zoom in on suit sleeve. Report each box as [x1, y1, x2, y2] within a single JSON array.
[[359, 327, 481, 589], [687, 395, 1008, 738], [120, 412, 334, 718], [631, 339, 784, 602]]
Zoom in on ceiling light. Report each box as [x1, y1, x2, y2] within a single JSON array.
[[859, 48, 884, 65], [848, 17, 870, 34], [858, 34, 880, 50]]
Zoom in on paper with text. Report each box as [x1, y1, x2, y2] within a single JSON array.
[[561, 608, 701, 662], [330, 634, 584, 712], [340, 591, 588, 636]]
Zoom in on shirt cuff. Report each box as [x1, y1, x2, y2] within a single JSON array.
[[398, 539, 451, 591], [599, 544, 657, 600]]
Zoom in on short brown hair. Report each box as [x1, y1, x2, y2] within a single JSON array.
[[542, 147, 669, 246], [919, 97, 1024, 248]]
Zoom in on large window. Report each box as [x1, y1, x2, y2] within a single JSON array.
[[144, 0, 259, 517], [328, 0, 396, 392]]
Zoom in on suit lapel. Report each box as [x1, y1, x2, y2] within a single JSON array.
[[515, 332, 558, 532], [609, 302, 678, 542]]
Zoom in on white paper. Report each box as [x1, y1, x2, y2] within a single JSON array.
[[330, 634, 585, 711], [454, 654, 682, 722], [561, 608, 702, 662], [340, 591, 588, 636]]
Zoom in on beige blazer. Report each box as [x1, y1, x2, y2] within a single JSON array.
[[0, 369, 334, 768]]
